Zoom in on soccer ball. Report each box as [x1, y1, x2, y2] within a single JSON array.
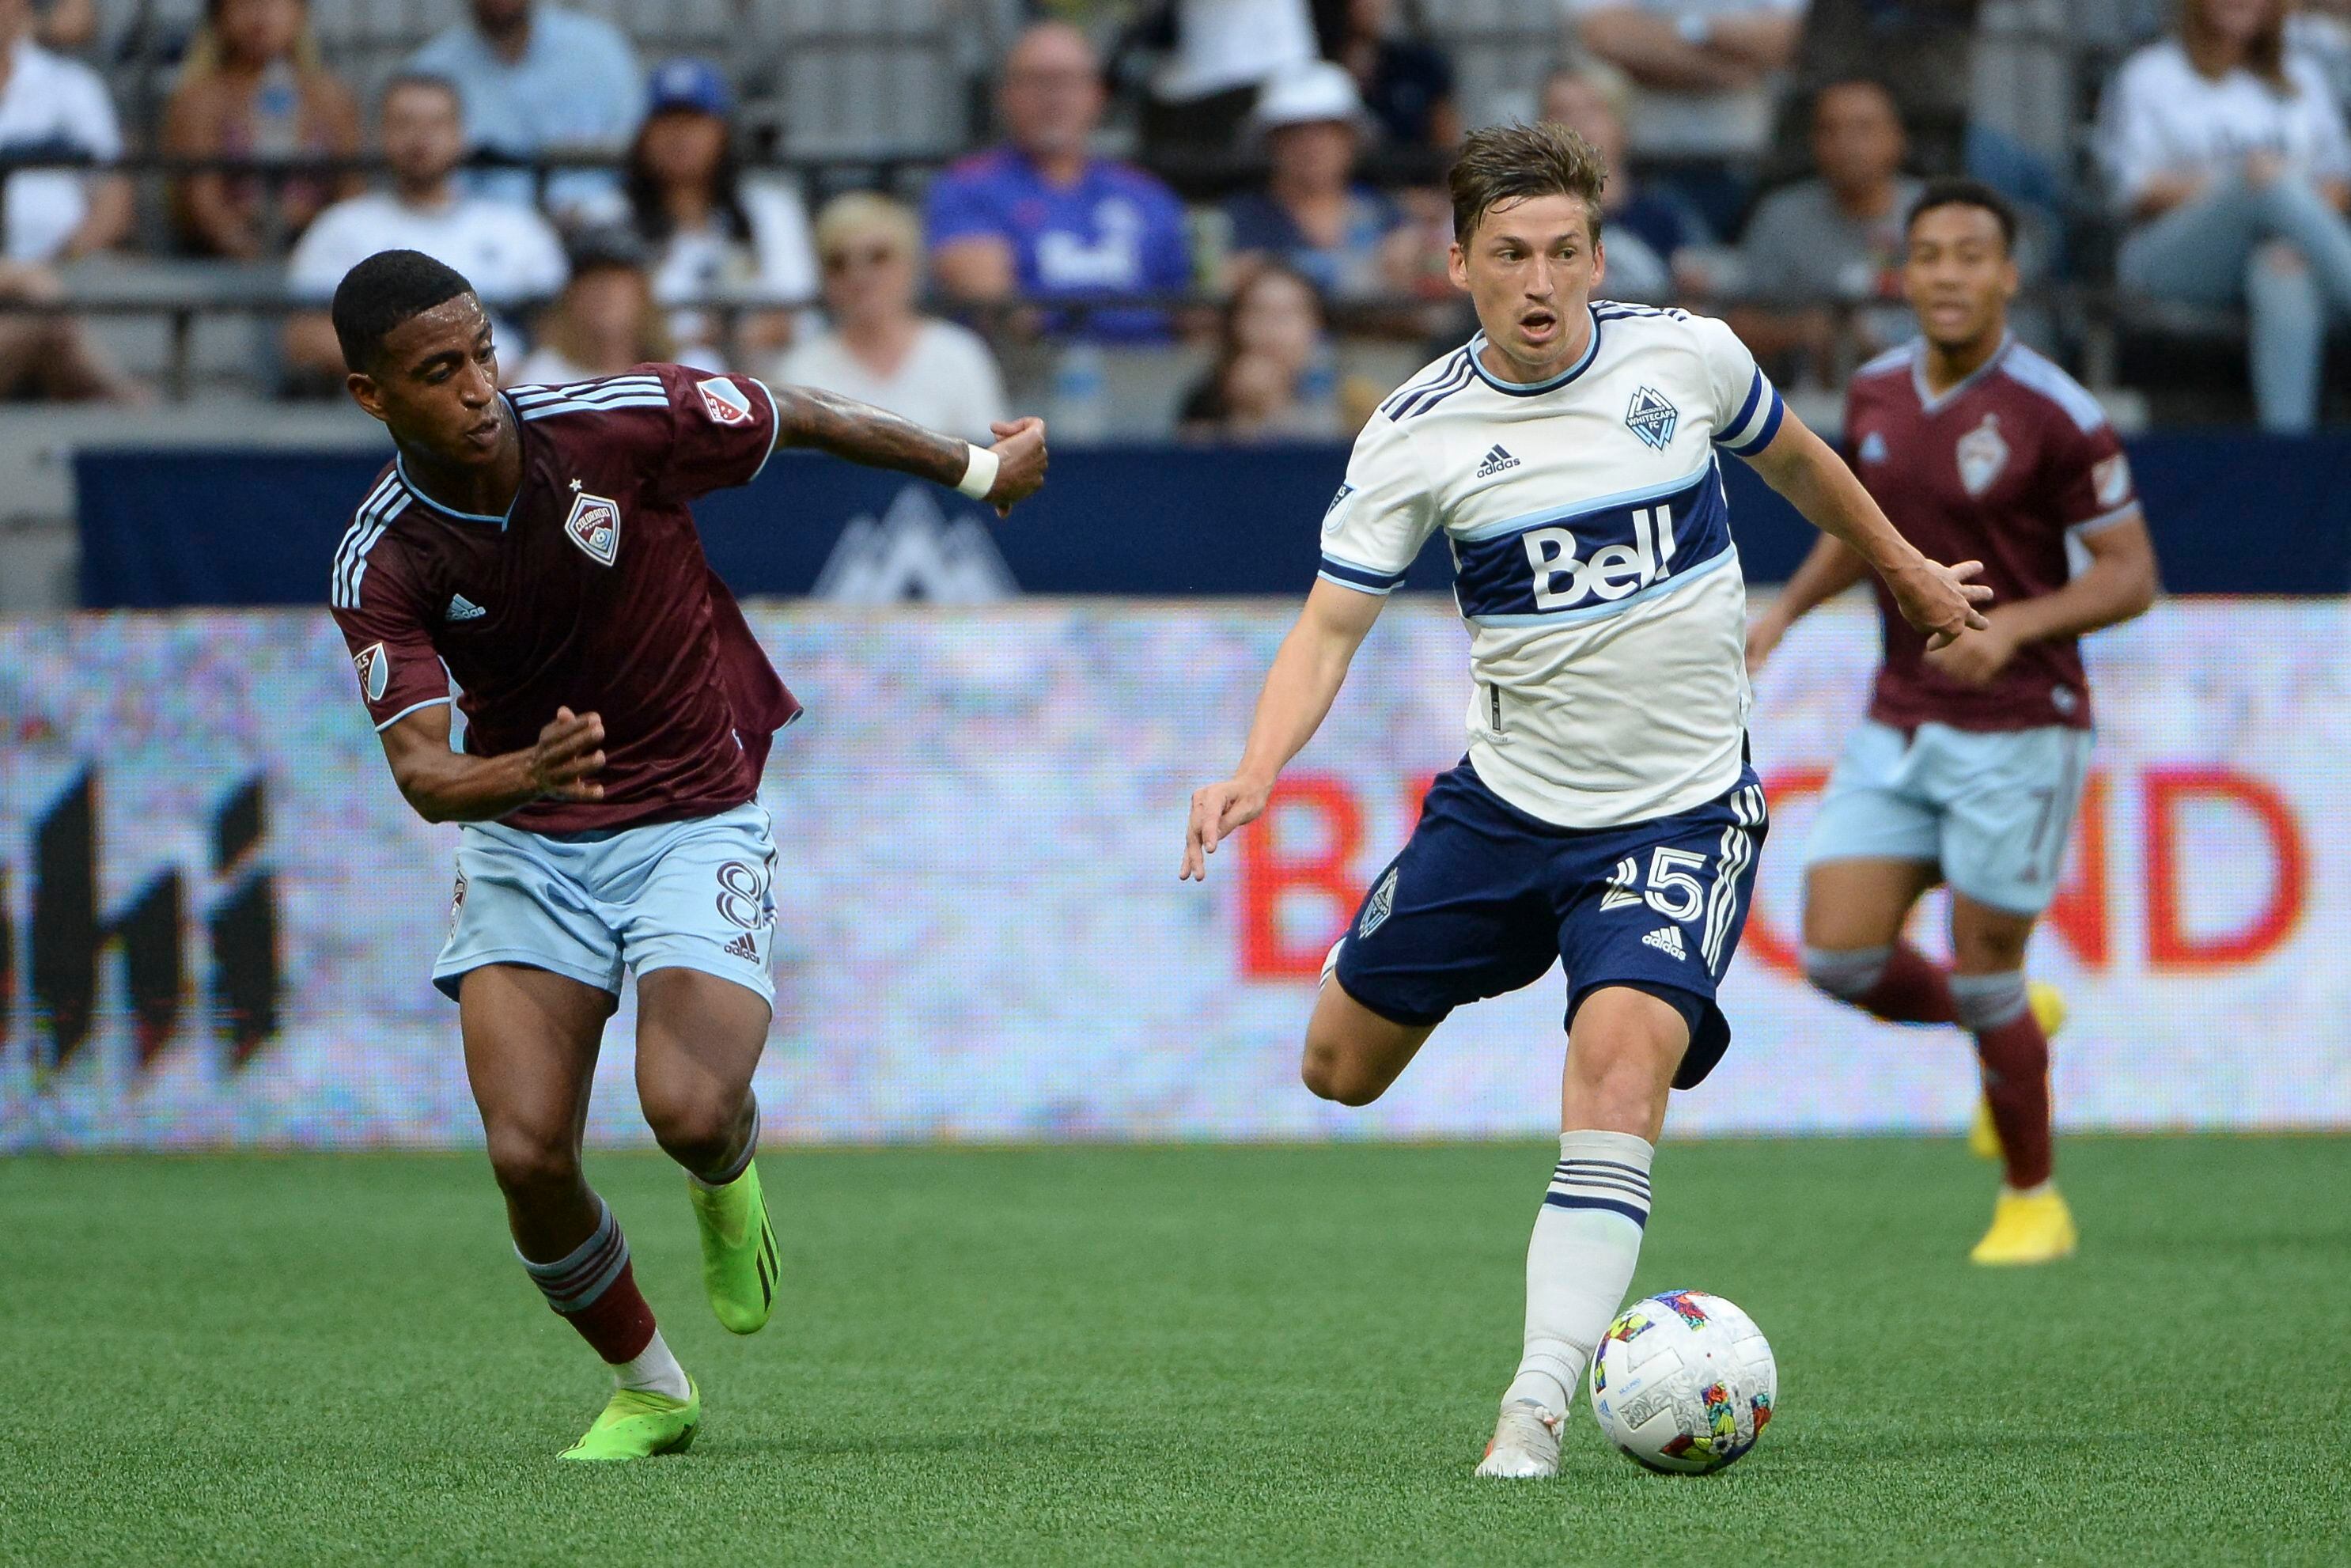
[[1588, 1289, 1777, 1475]]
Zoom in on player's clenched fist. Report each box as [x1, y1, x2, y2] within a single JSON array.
[[527, 706, 607, 801], [1181, 775, 1271, 881], [1888, 556, 1993, 650], [985, 417, 1049, 517]]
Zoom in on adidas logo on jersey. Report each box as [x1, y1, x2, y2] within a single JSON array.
[[722, 930, 761, 963], [445, 593, 486, 621], [1475, 444, 1520, 479], [1641, 926, 1687, 961]]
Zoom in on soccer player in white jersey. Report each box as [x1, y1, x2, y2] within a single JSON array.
[[1180, 123, 1991, 1479]]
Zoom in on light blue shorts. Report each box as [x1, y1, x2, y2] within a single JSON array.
[[1803, 720, 2093, 915], [433, 801, 777, 1006]]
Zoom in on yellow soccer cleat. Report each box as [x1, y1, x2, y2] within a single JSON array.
[[688, 1161, 778, 1335], [1969, 1185, 2078, 1266], [1968, 981, 2067, 1161], [558, 1380, 702, 1462]]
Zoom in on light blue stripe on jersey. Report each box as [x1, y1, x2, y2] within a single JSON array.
[[1319, 553, 1410, 593], [1452, 460, 1716, 543], [1467, 543, 1736, 628], [1715, 370, 1785, 456]]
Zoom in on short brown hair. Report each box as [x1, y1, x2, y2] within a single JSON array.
[[1448, 121, 1607, 244]]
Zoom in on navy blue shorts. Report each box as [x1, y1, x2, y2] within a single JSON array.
[[1332, 759, 1769, 1090]]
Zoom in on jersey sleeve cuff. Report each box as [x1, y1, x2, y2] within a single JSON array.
[[1714, 371, 1785, 456], [2066, 501, 2141, 537], [1317, 554, 1410, 595], [374, 695, 451, 732]]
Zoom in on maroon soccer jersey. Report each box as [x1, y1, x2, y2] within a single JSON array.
[[328, 363, 801, 831], [1843, 337, 2140, 733]]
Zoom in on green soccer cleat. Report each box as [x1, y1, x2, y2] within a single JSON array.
[[688, 1161, 779, 1335], [558, 1381, 701, 1462]]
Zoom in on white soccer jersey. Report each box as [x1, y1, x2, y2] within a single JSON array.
[[1319, 301, 1785, 829]]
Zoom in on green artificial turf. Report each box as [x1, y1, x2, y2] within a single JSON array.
[[2, 1137, 2345, 1566]]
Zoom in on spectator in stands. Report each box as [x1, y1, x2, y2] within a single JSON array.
[[1144, 0, 1321, 155], [2102, 0, 2351, 432], [1178, 261, 1348, 440], [161, 0, 362, 259], [775, 193, 1008, 446], [407, 0, 641, 223], [1734, 78, 1920, 384], [32, 0, 91, 51], [1225, 61, 1410, 301], [0, 0, 142, 400], [1324, 0, 1459, 150], [1540, 62, 1714, 302], [509, 230, 670, 385], [1564, 0, 1804, 230], [282, 73, 566, 384], [926, 21, 1191, 340], [625, 57, 814, 371]]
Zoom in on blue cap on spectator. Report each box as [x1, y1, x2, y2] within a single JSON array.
[[648, 58, 731, 118]]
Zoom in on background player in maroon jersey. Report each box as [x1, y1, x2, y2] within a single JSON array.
[[1747, 182, 2159, 1266], [325, 250, 1047, 1460]]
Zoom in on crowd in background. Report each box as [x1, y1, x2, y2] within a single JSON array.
[[1, 0, 2349, 430]]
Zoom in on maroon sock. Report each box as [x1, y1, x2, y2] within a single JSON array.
[[1858, 941, 1958, 1025], [1974, 1013, 2054, 1188], [564, 1260, 658, 1363]]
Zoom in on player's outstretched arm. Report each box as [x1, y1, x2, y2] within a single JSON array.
[[1745, 532, 1871, 672], [377, 702, 608, 824], [1741, 409, 1992, 650], [768, 384, 1048, 517], [1181, 581, 1385, 881]]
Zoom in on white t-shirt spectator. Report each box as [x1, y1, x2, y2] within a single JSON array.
[[1560, 0, 1807, 159], [0, 36, 122, 263], [774, 320, 1008, 445], [1155, 0, 1318, 101], [649, 178, 819, 356], [287, 191, 567, 306], [2100, 40, 2351, 212]]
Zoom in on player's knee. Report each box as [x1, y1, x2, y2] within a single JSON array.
[[484, 1127, 581, 1204], [1802, 944, 1890, 1002], [640, 1081, 743, 1168], [1300, 1040, 1387, 1106]]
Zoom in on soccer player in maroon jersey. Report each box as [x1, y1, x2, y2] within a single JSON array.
[[1747, 181, 2159, 1265], [325, 250, 1047, 1459]]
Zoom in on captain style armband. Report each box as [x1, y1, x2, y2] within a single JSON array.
[[956, 443, 1001, 502]]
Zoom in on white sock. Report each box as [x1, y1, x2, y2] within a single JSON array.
[[614, 1328, 691, 1402], [1502, 1129, 1654, 1415]]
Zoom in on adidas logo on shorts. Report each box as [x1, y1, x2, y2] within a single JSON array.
[[1474, 444, 1520, 479], [1642, 926, 1687, 961], [445, 593, 486, 621], [723, 931, 760, 963]]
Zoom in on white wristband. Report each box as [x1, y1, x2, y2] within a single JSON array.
[[956, 442, 1000, 502]]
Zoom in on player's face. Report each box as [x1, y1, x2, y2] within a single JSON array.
[[346, 294, 509, 466], [1903, 203, 2017, 351], [1449, 193, 1605, 378]]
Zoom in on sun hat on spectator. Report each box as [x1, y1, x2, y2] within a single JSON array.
[[648, 58, 731, 119], [1247, 61, 1377, 140]]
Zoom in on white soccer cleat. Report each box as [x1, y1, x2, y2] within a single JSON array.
[[1474, 1399, 1564, 1479]]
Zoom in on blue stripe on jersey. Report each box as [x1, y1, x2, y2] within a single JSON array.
[[1448, 461, 1734, 624], [518, 396, 671, 422], [1319, 555, 1409, 594], [1717, 385, 1785, 457], [1379, 349, 1471, 419]]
